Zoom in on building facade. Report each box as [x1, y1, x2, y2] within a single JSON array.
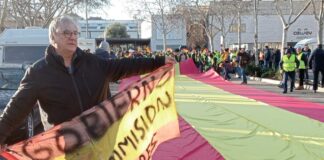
[[78, 19, 142, 39], [211, 1, 323, 50], [150, 15, 187, 51], [213, 14, 318, 50]]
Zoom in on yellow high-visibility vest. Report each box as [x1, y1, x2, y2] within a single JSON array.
[[297, 53, 306, 69], [283, 54, 297, 72]]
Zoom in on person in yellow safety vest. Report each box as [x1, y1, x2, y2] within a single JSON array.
[[280, 49, 300, 94], [221, 48, 230, 63], [295, 47, 308, 90]]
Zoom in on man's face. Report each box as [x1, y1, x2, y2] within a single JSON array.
[[53, 22, 78, 54]]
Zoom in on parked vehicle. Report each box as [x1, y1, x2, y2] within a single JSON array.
[[0, 28, 49, 67], [0, 66, 43, 145]]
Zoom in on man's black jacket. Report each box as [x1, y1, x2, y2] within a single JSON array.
[[308, 47, 324, 70], [0, 45, 165, 144]]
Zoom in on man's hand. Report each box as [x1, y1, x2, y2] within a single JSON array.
[[165, 56, 177, 64]]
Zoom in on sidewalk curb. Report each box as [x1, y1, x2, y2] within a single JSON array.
[[248, 76, 281, 85], [247, 76, 324, 92]]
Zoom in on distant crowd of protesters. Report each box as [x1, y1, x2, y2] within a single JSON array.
[[94, 41, 324, 93]]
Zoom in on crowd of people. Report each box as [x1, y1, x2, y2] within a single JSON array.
[[94, 42, 324, 93], [95, 45, 253, 85]]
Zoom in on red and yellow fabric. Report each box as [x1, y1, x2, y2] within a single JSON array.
[[0, 64, 179, 160]]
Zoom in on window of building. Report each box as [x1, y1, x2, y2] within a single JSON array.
[[4, 46, 47, 64], [230, 24, 246, 33], [128, 26, 137, 29]]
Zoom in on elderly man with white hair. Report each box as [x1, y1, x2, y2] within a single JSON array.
[[0, 15, 176, 146]]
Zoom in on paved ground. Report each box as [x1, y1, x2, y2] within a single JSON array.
[[230, 76, 324, 104]]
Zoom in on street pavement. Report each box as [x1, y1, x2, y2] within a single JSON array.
[[230, 76, 324, 104]]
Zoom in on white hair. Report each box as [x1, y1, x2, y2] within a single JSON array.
[[48, 15, 79, 45]]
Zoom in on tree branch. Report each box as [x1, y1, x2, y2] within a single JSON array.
[[311, 0, 319, 21], [275, 0, 287, 26], [288, 0, 311, 25]]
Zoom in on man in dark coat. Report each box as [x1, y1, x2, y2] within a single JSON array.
[[0, 15, 176, 145], [95, 41, 110, 60], [308, 44, 324, 93], [237, 48, 250, 84], [264, 46, 271, 69]]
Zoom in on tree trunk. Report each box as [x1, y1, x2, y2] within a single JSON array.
[[210, 36, 214, 52], [237, 12, 241, 48], [209, 15, 215, 52], [0, 0, 8, 32], [254, 0, 259, 65], [221, 33, 226, 48], [318, 19, 323, 45], [163, 32, 167, 51], [281, 26, 288, 58], [207, 34, 213, 52], [317, 0, 324, 45]]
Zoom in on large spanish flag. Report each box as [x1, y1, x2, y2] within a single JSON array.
[[152, 59, 324, 160], [0, 64, 179, 160]]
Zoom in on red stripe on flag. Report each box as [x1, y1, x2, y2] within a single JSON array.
[[180, 60, 324, 122], [153, 117, 225, 160], [0, 151, 18, 160]]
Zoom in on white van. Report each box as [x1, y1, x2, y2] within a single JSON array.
[[0, 28, 49, 67], [0, 28, 96, 67]]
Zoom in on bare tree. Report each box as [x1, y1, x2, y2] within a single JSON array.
[[9, 0, 74, 27], [183, 0, 220, 51], [209, 0, 237, 49], [274, 0, 312, 56], [181, 0, 237, 51], [5, 0, 110, 28], [137, 0, 179, 51], [179, 6, 206, 49], [186, 23, 207, 50], [232, 0, 251, 48], [311, 0, 324, 45], [0, 0, 8, 31]]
